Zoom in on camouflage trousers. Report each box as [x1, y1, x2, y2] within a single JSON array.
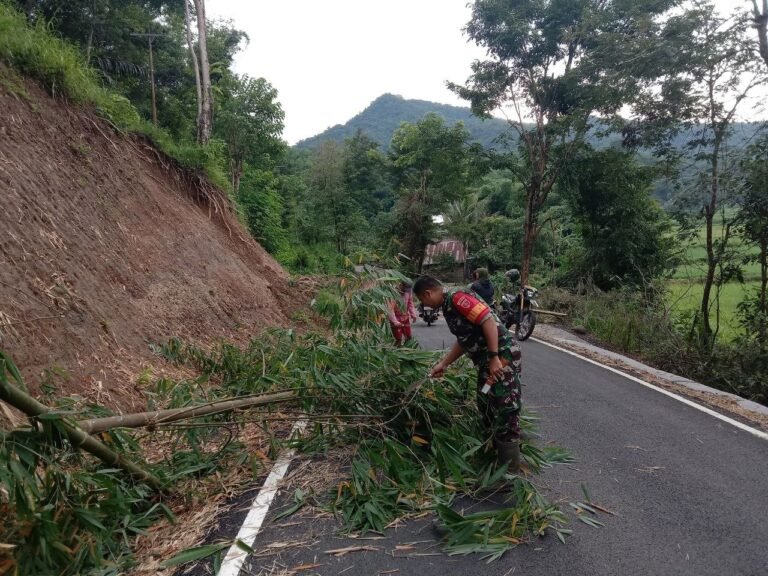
[[476, 362, 522, 441]]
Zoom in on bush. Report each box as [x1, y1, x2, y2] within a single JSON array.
[[546, 284, 768, 405]]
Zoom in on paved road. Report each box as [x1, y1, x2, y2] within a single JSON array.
[[214, 319, 768, 576]]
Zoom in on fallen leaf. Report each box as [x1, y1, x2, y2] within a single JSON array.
[[324, 545, 380, 556], [292, 563, 323, 572]]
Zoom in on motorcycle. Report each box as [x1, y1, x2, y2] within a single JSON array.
[[418, 302, 439, 326], [498, 270, 539, 341]]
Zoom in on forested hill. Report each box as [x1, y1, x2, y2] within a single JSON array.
[[294, 93, 510, 150], [295, 93, 764, 155]]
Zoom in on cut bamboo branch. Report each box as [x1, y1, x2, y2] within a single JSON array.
[[535, 309, 568, 317], [77, 391, 296, 434], [0, 372, 165, 492]]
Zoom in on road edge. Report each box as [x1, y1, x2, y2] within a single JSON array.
[[531, 336, 768, 441], [217, 420, 307, 576]]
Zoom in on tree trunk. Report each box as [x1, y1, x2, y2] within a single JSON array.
[[193, 0, 213, 145], [231, 157, 243, 196], [760, 235, 768, 350], [463, 241, 470, 280], [148, 36, 158, 128], [699, 115, 725, 346], [754, 0, 768, 69], [184, 0, 202, 127], [521, 188, 539, 287]]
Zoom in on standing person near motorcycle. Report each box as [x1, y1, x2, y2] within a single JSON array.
[[470, 267, 495, 306], [413, 275, 523, 472], [388, 280, 418, 345]]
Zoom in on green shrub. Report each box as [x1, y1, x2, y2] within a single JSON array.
[[545, 284, 768, 404]]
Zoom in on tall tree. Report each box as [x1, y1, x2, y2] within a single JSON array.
[[737, 137, 768, 349], [668, 2, 765, 344], [560, 148, 671, 290], [192, 0, 212, 144], [342, 129, 391, 220], [443, 193, 489, 279], [183, 0, 202, 128], [450, 0, 682, 286], [216, 75, 285, 195], [388, 114, 478, 271], [309, 141, 362, 254]]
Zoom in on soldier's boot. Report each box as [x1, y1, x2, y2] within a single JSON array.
[[495, 438, 520, 474]]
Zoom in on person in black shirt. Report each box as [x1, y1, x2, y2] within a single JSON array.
[[470, 268, 495, 306]]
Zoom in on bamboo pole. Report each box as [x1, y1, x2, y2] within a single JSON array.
[[535, 309, 568, 317], [77, 391, 296, 434], [0, 374, 166, 492]]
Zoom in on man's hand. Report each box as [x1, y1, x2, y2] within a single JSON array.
[[410, 314, 418, 323], [430, 361, 446, 378], [487, 356, 504, 383]]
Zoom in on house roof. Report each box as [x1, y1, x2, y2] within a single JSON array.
[[423, 239, 465, 266]]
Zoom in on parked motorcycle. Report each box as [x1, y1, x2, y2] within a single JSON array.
[[418, 303, 439, 326], [498, 269, 539, 341]]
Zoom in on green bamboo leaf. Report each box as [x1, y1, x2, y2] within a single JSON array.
[[160, 542, 232, 568]]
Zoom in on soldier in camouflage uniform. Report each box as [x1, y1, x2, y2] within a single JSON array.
[[413, 275, 523, 472]]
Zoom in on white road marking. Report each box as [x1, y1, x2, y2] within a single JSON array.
[[217, 420, 307, 576], [531, 337, 768, 442]]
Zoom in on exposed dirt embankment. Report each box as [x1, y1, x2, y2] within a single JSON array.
[[0, 71, 295, 410]]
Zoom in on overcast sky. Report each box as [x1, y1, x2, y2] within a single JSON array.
[[207, 0, 763, 145]]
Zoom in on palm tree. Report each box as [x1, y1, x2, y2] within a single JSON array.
[[443, 193, 488, 279]]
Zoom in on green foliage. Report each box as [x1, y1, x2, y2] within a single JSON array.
[[238, 168, 288, 254], [308, 141, 366, 254], [216, 74, 286, 193], [559, 148, 673, 289], [0, 352, 173, 576], [0, 1, 236, 194], [389, 113, 482, 268], [277, 242, 346, 275], [545, 284, 768, 404], [342, 129, 393, 217], [450, 0, 685, 281], [158, 270, 580, 557], [0, 2, 121, 116]]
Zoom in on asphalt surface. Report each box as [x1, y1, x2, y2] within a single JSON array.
[[204, 319, 768, 576]]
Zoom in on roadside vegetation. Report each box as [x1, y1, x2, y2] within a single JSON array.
[[1, 271, 606, 574], [1, 0, 768, 572]]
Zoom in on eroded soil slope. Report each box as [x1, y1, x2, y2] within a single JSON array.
[[0, 72, 293, 410]]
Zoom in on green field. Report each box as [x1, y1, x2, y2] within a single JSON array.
[[667, 280, 757, 341], [671, 221, 761, 281], [666, 215, 761, 342]]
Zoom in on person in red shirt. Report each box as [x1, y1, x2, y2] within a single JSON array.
[[388, 280, 418, 345]]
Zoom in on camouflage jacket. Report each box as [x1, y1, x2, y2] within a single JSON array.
[[441, 288, 521, 371]]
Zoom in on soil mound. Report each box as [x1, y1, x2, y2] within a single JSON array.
[[0, 71, 295, 411]]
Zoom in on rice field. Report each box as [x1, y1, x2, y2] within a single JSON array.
[[667, 216, 762, 342]]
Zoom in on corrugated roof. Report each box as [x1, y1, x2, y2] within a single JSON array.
[[423, 239, 466, 265]]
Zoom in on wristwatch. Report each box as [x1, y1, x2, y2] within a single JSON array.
[[488, 351, 499, 357]]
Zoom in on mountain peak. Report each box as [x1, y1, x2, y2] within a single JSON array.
[[294, 94, 508, 150]]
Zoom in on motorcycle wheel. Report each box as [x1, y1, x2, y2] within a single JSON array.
[[426, 318, 433, 326], [516, 310, 536, 341]]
